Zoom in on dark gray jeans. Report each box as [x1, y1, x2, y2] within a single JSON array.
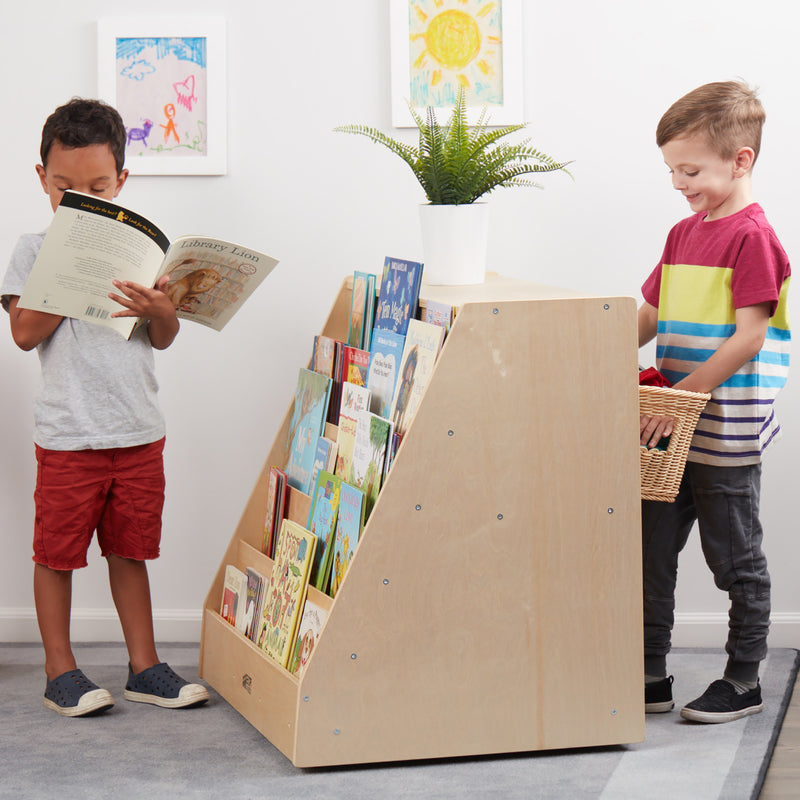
[[641, 461, 770, 679]]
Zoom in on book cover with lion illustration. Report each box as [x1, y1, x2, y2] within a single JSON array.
[[18, 190, 278, 338]]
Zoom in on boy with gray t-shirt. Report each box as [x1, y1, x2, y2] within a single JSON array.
[[1, 98, 209, 716]]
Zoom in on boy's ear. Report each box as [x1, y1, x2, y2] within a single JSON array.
[[35, 164, 49, 195], [114, 168, 130, 198], [733, 147, 755, 177]]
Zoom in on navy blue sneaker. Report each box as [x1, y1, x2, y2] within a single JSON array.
[[680, 679, 763, 723], [645, 675, 674, 713], [124, 662, 209, 708], [44, 669, 114, 717]]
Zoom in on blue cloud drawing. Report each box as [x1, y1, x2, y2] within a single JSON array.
[[121, 59, 156, 82]]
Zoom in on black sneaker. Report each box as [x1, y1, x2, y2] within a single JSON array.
[[680, 679, 763, 723], [44, 669, 114, 717], [645, 675, 674, 713], [124, 662, 209, 709]]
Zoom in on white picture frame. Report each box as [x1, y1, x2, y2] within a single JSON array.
[[389, 0, 523, 128], [97, 17, 227, 175]]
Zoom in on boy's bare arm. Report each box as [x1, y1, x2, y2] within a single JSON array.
[[108, 275, 179, 350], [7, 296, 63, 351], [637, 302, 672, 447], [638, 301, 658, 347]]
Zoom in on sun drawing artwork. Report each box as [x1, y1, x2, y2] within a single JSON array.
[[407, 0, 504, 108]]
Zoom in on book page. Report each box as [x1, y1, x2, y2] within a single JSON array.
[[158, 237, 279, 332], [18, 191, 169, 338]]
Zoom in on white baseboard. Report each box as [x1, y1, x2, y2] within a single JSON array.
[[0, 607, 202, 643], [672, 612, 800, 650], [2, 608, 798, 649]]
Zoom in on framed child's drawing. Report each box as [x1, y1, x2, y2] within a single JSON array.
[[390, 0, 523, 128], [97, 17, 227, 175]]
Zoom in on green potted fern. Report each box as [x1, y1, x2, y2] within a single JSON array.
[[335, 88, 571, 285]]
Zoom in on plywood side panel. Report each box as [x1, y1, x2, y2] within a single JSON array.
[[294, 296, 643, 766]]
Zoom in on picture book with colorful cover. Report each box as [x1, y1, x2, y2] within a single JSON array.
[[335, 382, 371, 481], [423, 298, 455, 333], [270, 469, 288, 559], [244, 566, 267, 640], [330, 482, 365, 597], [285, 368, 332, 494], [18, 190, 279, 339], [288, 596, 330, 677], [366, 328, 406, 418], [348, 271, 369, 348], [350, 412, 392, 519], [309, 435, 338, 492], [262, 465, 282, 555], [324, 438, 339, 475], [385, 430, 401, 481], [339, 344, 370, 388], [311, 334, 337, 379], [389, 318, 445, 437], [327, 339, 345, 424], [373, 256, 423, 337], [220, 564, 247, 629], [306, 470, 342, 592], [362, 273, 377, 350], [258, 519, 317, 667]]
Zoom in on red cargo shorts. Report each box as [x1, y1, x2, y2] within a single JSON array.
[[33, 438, 165, 570]]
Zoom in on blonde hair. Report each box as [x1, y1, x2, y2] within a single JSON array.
[[656, 81, 765, 162]]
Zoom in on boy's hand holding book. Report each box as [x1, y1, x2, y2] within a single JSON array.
[[109, 274, 179, 349]]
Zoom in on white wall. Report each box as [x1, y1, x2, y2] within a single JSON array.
[[1, 0, 798, 648]]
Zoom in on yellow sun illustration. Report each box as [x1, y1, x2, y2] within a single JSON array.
[[408, 0, 503, 107]]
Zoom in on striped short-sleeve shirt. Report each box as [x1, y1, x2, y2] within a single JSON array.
[[642, 204, 791, 466]]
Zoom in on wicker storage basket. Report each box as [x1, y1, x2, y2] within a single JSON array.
[[640, 385, 711, 502]]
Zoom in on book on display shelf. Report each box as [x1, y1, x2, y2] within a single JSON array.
[[257, 519, 317, 667], [262, 465, 286, 556], [349, 411, 392, 520], [389, 318, 444, 437], [366, 327, 406, 419], [244, 566, 268, 641], [285, 368, 332, 495], [329, 481, 365, 597], [311, 334, 337, 379], [306, 470, 342, 594], [373, 256, 423, 337], [423, 298, 455, 333], [348, 271, 369, 349], [287, 595, 331, 678], [220, 564, 247, 630], [334, 381, 371, 482]]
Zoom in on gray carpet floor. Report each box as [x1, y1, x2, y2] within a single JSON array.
[[1, 644, 797, 800]]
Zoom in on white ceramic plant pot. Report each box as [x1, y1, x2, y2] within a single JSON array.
[[419, 202, 489, 286]]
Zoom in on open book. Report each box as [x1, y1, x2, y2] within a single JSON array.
[[18, 191, 278, 338]]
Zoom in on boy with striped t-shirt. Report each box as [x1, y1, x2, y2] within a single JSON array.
[[638, 82, 790, 724]]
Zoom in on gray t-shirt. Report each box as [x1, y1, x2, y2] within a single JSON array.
[[1, 232, 166, 450]]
